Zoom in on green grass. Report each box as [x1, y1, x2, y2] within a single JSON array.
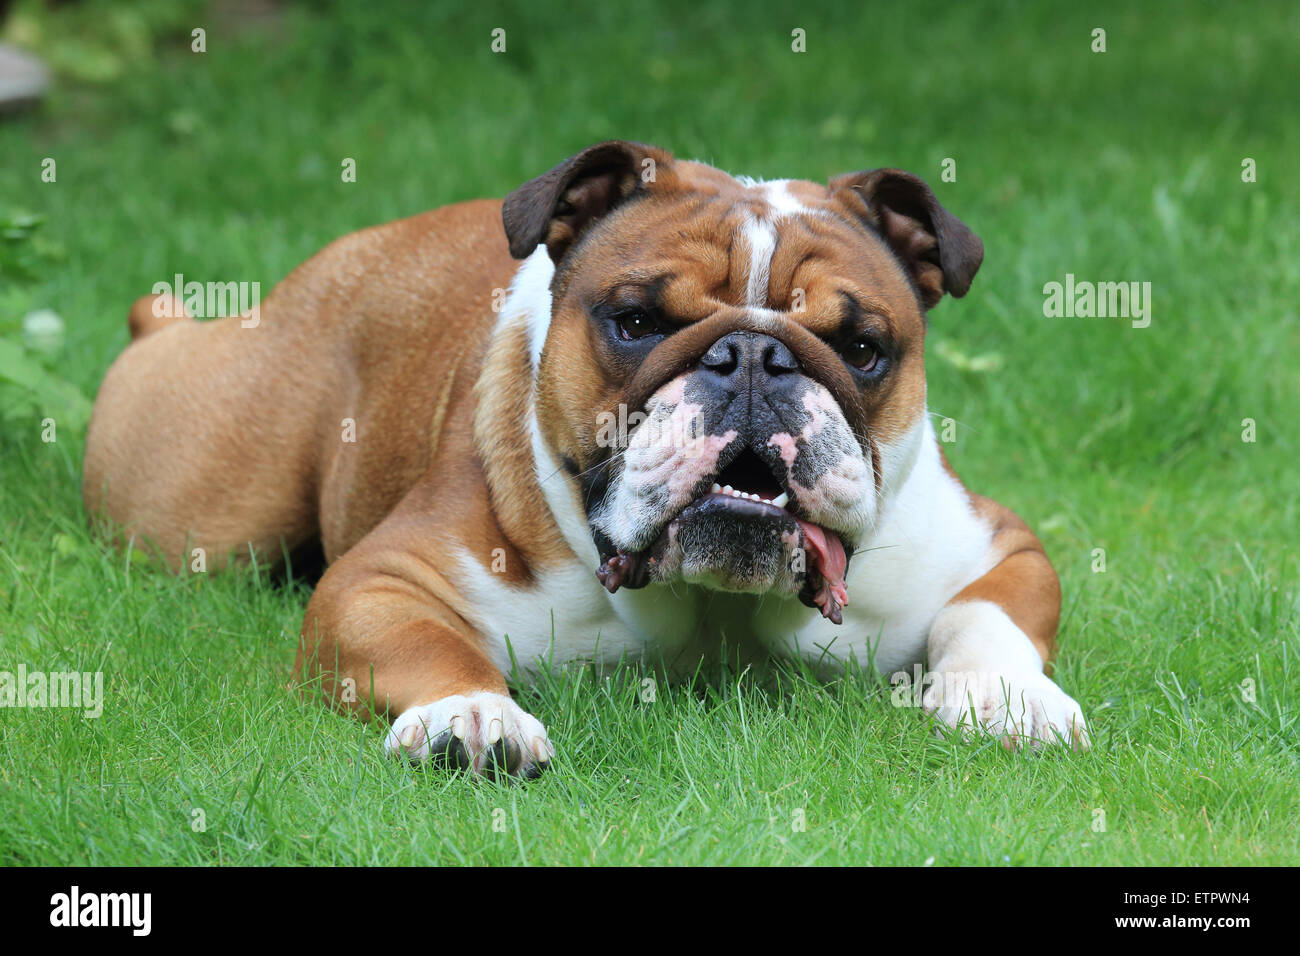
[[1, 0, 1297, 865]]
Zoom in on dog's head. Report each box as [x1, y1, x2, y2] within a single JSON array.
[[502, 141, 982, 622]]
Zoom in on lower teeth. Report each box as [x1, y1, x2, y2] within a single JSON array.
[[705, 485, 789, 508]]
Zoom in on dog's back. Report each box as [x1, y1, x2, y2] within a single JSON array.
[[83, 198, 514, 569]]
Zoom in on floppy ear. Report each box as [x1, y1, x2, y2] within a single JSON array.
[[829, 169, 983, 309], [501, 140, 673, 261]]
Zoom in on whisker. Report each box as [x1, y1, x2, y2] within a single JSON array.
[[926, 409, 978, 433], [539, 448, 628, 486], [850, 544, 899, 558]]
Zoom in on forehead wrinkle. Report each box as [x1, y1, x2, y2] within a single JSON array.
[[839, 290, 898, 340], [766, 216, 823, 306], [837, 288, 897, 320], [765, 214, 866, 318], [780, 208, 912, 316], [788, 298, 843, 338], [603, 267, 670, 287], [667, 200, 744, 309], [762, 217, 905, 339], [586, 196, 734, 303], [661, 270, 731, 321]]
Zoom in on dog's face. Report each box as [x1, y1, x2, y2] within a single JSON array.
[[502, 142, 983, 622]]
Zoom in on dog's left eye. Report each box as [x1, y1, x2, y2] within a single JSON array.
[[843, 338, 879, 372], [615, 309, 660, 341]]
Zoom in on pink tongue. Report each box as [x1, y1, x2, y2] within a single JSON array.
[[796, 519, 850, 623]]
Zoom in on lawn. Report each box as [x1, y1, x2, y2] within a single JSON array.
[[0, 0, 1296, 865]]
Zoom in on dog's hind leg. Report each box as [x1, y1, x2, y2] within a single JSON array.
[[83, 292, 331, 571]]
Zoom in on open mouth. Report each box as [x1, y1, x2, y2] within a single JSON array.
[[595, 449, 853, 624], [708, 448, 789, 508]]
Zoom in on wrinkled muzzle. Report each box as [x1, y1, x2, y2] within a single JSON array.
[[587, 325, 876, 624]]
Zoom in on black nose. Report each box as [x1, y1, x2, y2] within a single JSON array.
[[700, 332, 799, 386]]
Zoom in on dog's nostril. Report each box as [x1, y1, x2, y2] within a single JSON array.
[[763, 341, 799, 376], [701, 339, 739, 373]]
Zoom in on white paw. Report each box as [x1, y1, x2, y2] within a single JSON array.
[[922, 667, 1090, 751], [384, 691, 554, 778]]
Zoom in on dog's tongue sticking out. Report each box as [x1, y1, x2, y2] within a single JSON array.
[[797, 520, 850, 625], [596, 551, 643, 593]]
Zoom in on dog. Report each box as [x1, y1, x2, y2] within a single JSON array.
[[83, 140, 1089, 778]]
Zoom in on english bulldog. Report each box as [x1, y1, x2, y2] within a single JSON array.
[[83, 140, 1089, 779]]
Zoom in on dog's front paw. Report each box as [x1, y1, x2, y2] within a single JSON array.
[[921, 667, 1090, 751], [385, 691, 554, 779]]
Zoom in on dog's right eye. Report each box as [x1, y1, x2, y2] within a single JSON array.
[[614, 309, 660, 341]]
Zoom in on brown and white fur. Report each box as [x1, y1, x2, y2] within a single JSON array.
[[83, 141, 1088, 779]]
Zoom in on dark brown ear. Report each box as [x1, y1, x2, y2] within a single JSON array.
[[830, 169, 983, 309], [501, 140, 672, 261]]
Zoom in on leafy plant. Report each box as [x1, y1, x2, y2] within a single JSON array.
[[0, 211, 87, 434]]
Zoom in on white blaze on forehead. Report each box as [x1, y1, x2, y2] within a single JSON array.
[[759, 179, 810, 217], [734, 178, 818, 310], [741, 218, 777, 308]]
